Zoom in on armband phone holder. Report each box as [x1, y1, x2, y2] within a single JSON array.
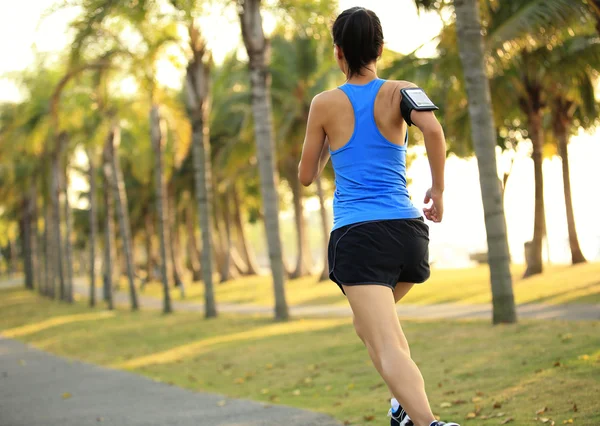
[[400, 88, 439, 126]]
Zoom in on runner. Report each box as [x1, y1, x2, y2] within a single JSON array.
[[298, 7, 459, 426]]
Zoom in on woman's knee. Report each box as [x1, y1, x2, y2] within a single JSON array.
[[353, 315, 366, 344]]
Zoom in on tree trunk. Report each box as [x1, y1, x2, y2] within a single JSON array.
[[150, 105, 172, 313], [30, 183, 40, 291], [185, 202, 203, 281], [43, 200, 55, 298], [215, 193, 233, 282], [168, 185, 185, 297], [553, 107, 586, 265], [523, 108, 545, 277], [102, 147, 115, 310], [454, 0, 516, 324], [105, 124, 139, 309], [142, 211, 154, 287], [231, 184, 260, 275], [185, 26, 217, 318], [22, 195, 33, 290], [63, 166, 74, 303], [51, 140, 66, 300], [287, 166, 312, 278], [87, 149, 98, 306], [315, 176, 330, 282], [240, 0, 289, 320]]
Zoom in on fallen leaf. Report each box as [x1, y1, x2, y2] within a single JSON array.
[[61, 392, 72, 400], [476, 391, 485, 396], [493, 402, 502, 409], [440, 402, 452, 408], [325, 385, 332, 391], [466, 412, 477, 419], [217, 400, 226, 407], [292, 389, 301, 396], [234, 378, 245, 384], [563, 420, 573, 424], [347, 383, 355, 390], [453, 399, 467, 405], [260, 388, 269, 395], [304, 377, 313, 385], [553, 361, 562, 367], [572, 403, 578, 412], [265, 363, 273, 369], [539, 417, 550, 423], [363, 415, 375, 421], [472, 397, 482, 403], [577, 355, 589, 361], [501, 417, 514, 424], [96, 417, 103, 422], [536, 407, 548, 415], [269, 395, 280, 402], [343, 421, 351, 425]]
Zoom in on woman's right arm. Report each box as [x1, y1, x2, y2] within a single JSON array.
[[410, 109, 446, 223]]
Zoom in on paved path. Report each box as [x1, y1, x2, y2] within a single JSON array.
[[76, 282, 600, 321], [0, 338, 341, 426]]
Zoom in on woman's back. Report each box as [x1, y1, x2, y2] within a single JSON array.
[[318, 78, 421, 230]]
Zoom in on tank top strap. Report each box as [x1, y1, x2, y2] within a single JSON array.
[[338, 78, 386, 113]]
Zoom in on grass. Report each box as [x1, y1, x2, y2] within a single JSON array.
[[139, 262, 600, 307], [2, 287, 599, 425]]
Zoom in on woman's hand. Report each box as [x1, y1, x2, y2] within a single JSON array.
[[423, 188, 443, 223]]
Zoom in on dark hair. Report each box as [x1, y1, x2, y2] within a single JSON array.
[[332, 7, 383, 78]]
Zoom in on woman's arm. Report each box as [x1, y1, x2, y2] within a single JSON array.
[[298, 94, 328, 186], [410, 109, 446, 222]]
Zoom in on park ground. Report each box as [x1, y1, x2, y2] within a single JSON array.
[[1, 263, 600, 425]]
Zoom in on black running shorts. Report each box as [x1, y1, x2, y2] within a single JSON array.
[[328, 218, 430, 295]]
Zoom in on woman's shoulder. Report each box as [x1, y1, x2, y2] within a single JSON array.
[[311, 88, 348, 109]]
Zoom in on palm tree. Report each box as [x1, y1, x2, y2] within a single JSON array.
[[239, 0, 289, 320], [427, 0, 517, 323], [86, 147, 98, 306], [104, 120, 139, 310], [184, 22, 218, 318], [151, 105, 173, 313], [548, 35, 600, 264], [102, 141, 115, 310]]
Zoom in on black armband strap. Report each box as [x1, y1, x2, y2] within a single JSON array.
[[400, 87, 439, 126]]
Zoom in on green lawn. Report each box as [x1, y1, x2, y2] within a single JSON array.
[[2, 288, 599, 425], [137, 262, 600, 307]]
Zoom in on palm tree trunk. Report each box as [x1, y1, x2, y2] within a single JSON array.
[[150, 105, 172, 314], [168, 186, 185, 297], [51, 146, 66, 300], [239, 0, 289, 320], [22, 193, 34, 290], [553, 108, 586, 264], [30, 183, 40, 292], [232, 184, 260, 275], [185, 202, 202, 281], [102, 152, 115, 310], [185, 28, 217, 317], [454, 0, 516, 324], [142, 211, 154, 287], [523, 108, 545, 277], [287, 166, 312, 278], [87, 149, 98, 306], [63, 166, 74, 303], [105, 124, 138, 309], [315, 176, 330, 282], [43, 201, 54, 298]]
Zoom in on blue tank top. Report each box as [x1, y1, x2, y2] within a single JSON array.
[[330, 78, 422, 231]]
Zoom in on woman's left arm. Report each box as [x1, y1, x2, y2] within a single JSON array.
[[298, 94, 328, 187]]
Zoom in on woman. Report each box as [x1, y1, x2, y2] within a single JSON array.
[[298, 7, 459, 426]]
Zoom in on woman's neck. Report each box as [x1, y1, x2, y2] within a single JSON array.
[[346, 66, 378, 85]]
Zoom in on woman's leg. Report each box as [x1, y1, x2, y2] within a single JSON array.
[[345, 284, 435, 426]]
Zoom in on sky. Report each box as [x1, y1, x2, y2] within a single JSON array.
[[0, 0, 598, 267]]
